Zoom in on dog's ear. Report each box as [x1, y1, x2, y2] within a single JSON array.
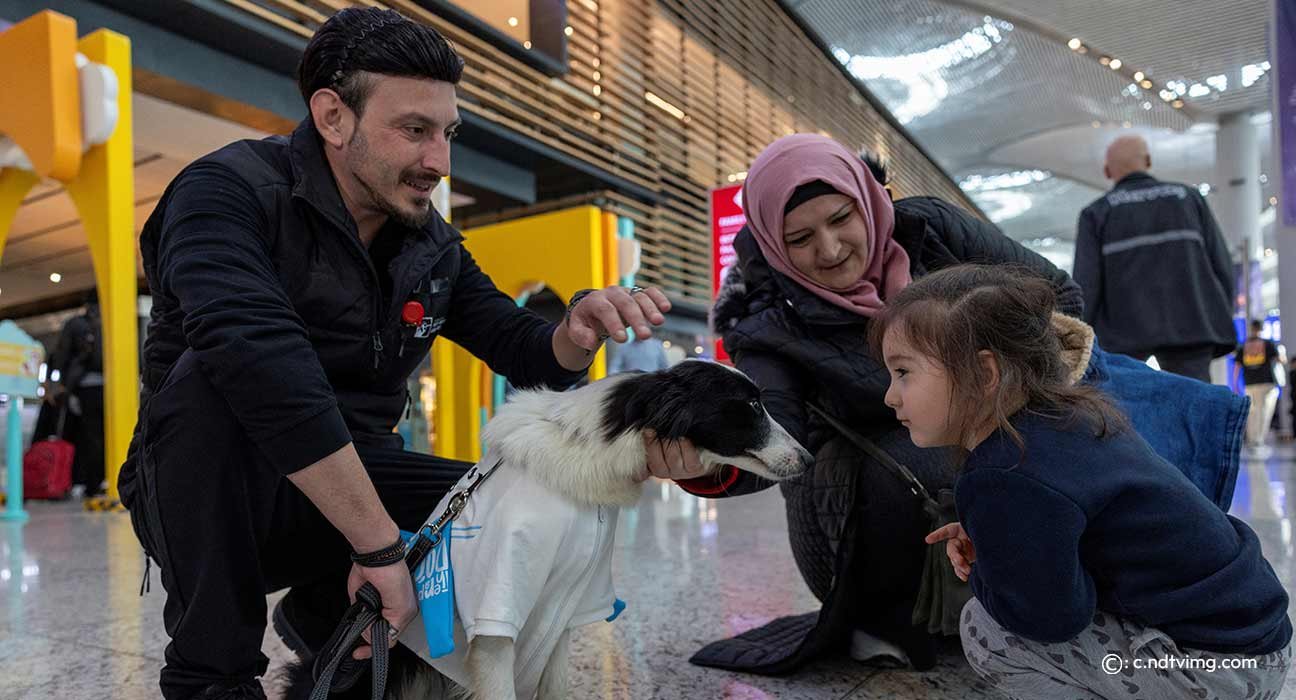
[[601, 371, 697, 441]]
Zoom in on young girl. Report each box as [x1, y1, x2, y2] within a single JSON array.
[[870, 264, 1292, 699]]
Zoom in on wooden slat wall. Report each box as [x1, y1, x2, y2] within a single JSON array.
[[219, 0, 979, 304]]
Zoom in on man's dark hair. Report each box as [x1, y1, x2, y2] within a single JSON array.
[[297, 7, 464, 115], [1251, 319, 1265, 332]]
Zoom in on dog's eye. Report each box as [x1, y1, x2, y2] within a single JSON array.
[[749, 399, 763, 414]]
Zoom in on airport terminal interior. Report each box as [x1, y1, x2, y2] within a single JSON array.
[[1, 0, 1296, 698]]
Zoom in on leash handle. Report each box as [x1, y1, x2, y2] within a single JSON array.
[[310, 583, 388, 700]]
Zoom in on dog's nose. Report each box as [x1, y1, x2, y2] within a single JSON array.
[[795, 446, 814, 473]]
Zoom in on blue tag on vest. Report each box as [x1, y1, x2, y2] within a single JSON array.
[[401, 529, 455, 658]]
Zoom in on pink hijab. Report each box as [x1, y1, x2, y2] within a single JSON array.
[[742, 134, 912, 317]]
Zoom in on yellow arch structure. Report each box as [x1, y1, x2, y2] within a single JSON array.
[[0, 11, 138, 505], [432, 205, 620, 462]]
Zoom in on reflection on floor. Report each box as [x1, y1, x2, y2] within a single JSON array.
[[2, 443, 1296, 698]]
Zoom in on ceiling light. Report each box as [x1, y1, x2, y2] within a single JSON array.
[[1077, 46, 1088, 54], [565, 26, 574, 36], [1109, 58, 1122, 70], [592, 85, 601, 96], [662, 341, 672, 349], [1068, 38, 1082, 50], [1122, 121, 1132, 128], [49, 273, 62, 283], [1142, 102, 1152, 110], [694, 346, 704, 355], [1198, 183, 1212, 195], [1259, 173, 1268, 184], [1133, 71, 1144, 82], [1141, 79, 1154, 89], [507, 16, 519, 26], [1265, 248, 1274, 257], [1187, 83, 1210, 98], [1171, 99, 1184, 109], [1092, 120, 1101, 128], [1271, 196, 1279, 206], [523, 41, 532, 49], [1099, 56, 1111, 66]]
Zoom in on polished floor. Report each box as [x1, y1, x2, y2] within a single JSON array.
[[2, 443, 1296, 699]]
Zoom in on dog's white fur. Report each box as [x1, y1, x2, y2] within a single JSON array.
[[393, 365, 808, 699]]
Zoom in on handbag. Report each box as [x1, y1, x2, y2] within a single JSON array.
[[807, 403, 971, 636]]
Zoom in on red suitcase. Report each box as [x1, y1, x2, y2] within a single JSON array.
[[23, 406, 74, 500]]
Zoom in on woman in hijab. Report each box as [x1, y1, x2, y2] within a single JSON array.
[[678, 134, 1082, 671]]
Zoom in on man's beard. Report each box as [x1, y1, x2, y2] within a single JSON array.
[[348, 128, 433, 229], [356, 172, 432, 229]]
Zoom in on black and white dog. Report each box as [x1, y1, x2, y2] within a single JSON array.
[[287, 360, 812, 699]]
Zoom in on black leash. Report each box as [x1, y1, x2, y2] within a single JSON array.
[[806, 403, 936, 506], [310, 459, 504, 699]]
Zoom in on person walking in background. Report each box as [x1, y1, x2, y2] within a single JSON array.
[[43, 293, 106, 496], [1072, 135, 1236, 383], [607, 334, 670, 373], [1235, 320, 1286, 449]]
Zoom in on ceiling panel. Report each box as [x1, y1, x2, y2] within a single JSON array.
[[782, 0, 1274, 267]]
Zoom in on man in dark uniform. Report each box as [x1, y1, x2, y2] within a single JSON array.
[[1072, 135, 1237, 382], [119, 9, 706, 699]]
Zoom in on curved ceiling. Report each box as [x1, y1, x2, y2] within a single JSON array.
[[783, 0, 1276, 272]]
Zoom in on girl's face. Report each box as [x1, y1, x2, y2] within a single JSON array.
[[781, 193, 871, 290], [882, 325, 959, 448]]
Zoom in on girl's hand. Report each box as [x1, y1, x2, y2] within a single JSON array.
[[925, 521, 977, 582]]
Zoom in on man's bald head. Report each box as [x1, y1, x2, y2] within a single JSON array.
[[1104, 135, 1151, 182]]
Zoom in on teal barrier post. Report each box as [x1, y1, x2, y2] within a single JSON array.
[[2, 396, 24, 522], [0, 320, 40, 523]]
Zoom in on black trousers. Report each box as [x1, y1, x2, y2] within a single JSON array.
[[122, 353, 471, 699], [1126, 344, 1215, 383], [71, 385, 105, 490]]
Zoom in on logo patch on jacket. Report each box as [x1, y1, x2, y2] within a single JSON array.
[[414, 316, 445, 339]]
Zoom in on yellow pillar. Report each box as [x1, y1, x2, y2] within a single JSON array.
[[63, 29, 138, 503], [0, 170, 40, 256], [431, 206, 612, 462]]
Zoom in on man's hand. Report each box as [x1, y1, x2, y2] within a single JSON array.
[[564, 285, 671, 351], [347, 561, 418, 660], [925, 521, 977, 581], [640, 429, 710, 481]]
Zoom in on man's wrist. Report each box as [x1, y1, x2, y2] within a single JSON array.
[[345, 519, 401, 554]]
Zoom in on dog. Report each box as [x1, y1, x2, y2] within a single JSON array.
[[287, 360, 813, 699]]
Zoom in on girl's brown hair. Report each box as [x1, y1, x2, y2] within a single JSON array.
[[867, 264, 1128, 456]]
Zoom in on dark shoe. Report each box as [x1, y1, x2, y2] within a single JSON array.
[[272, 594, 320, 661]]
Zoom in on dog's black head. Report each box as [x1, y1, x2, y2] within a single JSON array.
[[601, 360, 813, 480]]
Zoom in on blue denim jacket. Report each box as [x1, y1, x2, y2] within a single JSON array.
[[1083, 344, 1248, 510]]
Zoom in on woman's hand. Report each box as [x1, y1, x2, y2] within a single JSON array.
[[925, 521, 976, 582], [640, 429, 710, 481]]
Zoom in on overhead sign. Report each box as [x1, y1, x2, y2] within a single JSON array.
[[710, 183, 745, 362]]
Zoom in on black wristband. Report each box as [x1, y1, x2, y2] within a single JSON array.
[[565, 288, 597, 321], [351, 535, 407, 568]]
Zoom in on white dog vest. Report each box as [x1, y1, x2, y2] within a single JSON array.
[[400, 462, 623, 699]]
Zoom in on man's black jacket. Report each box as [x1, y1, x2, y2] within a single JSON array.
[[1073, 172, 1236, 357], [136, 119, 583, 475]]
